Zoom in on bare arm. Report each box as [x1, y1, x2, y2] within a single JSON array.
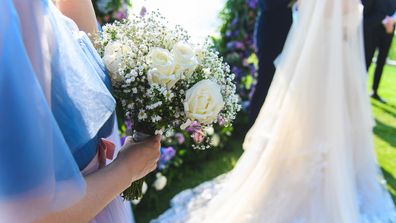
[[35, 137, 161, 223], [56, 0, 98, 34]]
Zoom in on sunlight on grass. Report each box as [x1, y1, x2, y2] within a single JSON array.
[[368, 65, 396, 201]]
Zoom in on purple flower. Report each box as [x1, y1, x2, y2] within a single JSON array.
[[115, 10, 126, 20], [249, 82, 257, 100], [125, 120, 133, 131], [235, 41, 245, 49], [226, 31, 233, 38], [175, 133, 185, 144], [140, 6, 147, 17], [158, 147, 176, 170], [231, 18, 238, 27], [185, 121, 201, 134], [247, 0, 258, 9], [217, 116, 226, 126], [226, 41, 245, 50], [232, 67, 242, 77], [249, 64, 257, 76]]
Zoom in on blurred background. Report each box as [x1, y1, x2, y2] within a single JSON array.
[[92, 0, 396, 222]]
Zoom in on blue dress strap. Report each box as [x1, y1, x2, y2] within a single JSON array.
[[48, 4, 116, 169]]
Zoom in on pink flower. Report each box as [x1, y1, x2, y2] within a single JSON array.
[[192, 131, 205, 144]]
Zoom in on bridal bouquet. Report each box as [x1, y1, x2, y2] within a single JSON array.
[[94, 11, 241, 200]]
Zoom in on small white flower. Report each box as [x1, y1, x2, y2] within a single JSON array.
[[153, 173, 167, 191], [180, 119, 192, 130], [152, 115, 162, 122], [131, 198, 141, 205], [139, 45, 148, 52], [127, 103, 134, 109], [155, 128, 164, 135], [163, 90, 175, 100], [165, 128, 174, 137], [210, 134, 221, 147], [146, 102, 163, 110], [194, 46, 205, 63], [138, 110, 148, 121], [204, 126, 215, 136]]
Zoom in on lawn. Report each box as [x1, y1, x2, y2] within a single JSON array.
[[369, 64, 396, 201], [389, 35, 396, 61], [134, 65, 396, 223]]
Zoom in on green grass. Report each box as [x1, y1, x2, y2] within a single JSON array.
[[369, 65, 396, 201], [389, 35, 396, 61], [134, 65, 396, 223]]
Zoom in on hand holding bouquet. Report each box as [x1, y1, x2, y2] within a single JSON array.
[[94, 11, 241, 200]]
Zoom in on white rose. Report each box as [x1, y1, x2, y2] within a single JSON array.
[[153, 173, 167, 191], [172, 42, 198, 77], [102, 41, 130, 82], [147, 48, 180, 88], [147, 69, 180, 89], [184, 80, 225, 125]]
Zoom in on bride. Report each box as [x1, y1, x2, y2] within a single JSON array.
[[153, 0, 396, 222]]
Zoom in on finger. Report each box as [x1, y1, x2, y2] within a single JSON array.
[[148, 135, 161, 144], [150, 164, 157, 172], [147, 136, 161, 148]]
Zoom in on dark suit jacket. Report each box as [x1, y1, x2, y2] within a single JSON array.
[[259, 0, 291, 11], [362, 0, 396, 28]]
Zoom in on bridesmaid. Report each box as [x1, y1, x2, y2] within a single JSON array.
[[0, 0, 160, 222]]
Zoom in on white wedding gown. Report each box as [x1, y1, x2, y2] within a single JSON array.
[[152, 0, 396, 222]]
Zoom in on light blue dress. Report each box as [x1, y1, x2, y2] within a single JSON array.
[[0, 0, 131, 222]]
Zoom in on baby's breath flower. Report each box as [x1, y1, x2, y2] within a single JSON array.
[[138, 110, 148, 121]]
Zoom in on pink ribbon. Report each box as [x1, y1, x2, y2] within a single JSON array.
[[98, 139, 116, 168]]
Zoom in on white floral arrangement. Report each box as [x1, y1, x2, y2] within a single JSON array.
[[94, 11, 241, 200]]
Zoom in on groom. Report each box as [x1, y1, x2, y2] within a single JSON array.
[[249, 0, 293, 126], [362, 0, 396, 103]]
